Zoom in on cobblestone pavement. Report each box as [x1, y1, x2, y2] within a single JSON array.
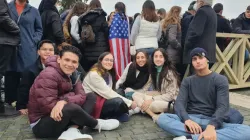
[[1, 91, 250, 140]]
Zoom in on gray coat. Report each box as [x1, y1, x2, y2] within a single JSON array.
[[8, 1, 43, 72], [183, 5, 217, 64], [165, 24, 182, 64]]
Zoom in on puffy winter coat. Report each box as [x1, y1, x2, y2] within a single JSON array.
[[78, 8, 109, 62], [28, 56, 87, 123]]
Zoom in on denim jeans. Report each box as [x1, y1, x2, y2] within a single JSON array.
[[157, 113, 250, 140]]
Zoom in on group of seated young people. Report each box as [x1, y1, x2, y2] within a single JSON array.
[[15, 40, 250, 140]]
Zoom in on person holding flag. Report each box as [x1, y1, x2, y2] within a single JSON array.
[[109, 2, 131, 80]]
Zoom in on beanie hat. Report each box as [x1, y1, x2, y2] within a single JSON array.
[[190, 47, 209, 61]]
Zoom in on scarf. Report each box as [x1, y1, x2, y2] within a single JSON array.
[[121, 63, 149, 90], [156, 66, 163, 90]]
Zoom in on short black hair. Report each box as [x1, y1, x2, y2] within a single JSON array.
[[38, 40, 55, 50], [213, 3, 223, 13], [59, 45, 82, 60]]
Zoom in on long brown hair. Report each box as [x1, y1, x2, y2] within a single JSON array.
[[63, 2, 88, 43], [151, 48, 180, 91], [88, 0, 102, 10], [162, 6, 182, 32], [141, 0, 159, 22], [90, 52, 116, 89]]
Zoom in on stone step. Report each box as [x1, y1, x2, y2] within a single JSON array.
[[230, 92, 250, 109]]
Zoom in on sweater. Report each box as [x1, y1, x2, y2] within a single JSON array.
[[130, 16, 162, 50], [174, 72, 229, 129], [83, 71, 132, 107]]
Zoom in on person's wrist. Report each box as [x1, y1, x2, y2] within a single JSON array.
[[206, 125, 215, 130]]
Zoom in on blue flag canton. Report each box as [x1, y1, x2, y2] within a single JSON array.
[[109, 13, 129, 39]]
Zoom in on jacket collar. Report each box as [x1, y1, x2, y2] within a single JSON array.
[[9, 0, 32, 18]]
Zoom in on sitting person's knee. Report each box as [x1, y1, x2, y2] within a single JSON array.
[[62, 103, 82, 114], [112, 97, 124, 105], [225, 108, 244, 124]]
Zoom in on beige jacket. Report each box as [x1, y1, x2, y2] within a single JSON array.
[[140, 70, 179, 102], [83, 71, 132, 107]]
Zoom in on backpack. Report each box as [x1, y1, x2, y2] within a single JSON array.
[[80, 21, 95, 43]]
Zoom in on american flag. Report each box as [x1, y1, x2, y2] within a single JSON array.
[[109, 13, 131, 79]]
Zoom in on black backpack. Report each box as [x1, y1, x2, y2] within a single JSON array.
[[158, 27, 170, 49]]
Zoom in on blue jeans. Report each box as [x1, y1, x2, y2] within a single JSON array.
[[157, 113, 250, 140]]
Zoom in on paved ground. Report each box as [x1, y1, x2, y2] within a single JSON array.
[[0, 89, 250, 140]]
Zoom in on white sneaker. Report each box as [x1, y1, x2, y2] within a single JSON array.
[[173, 136, 190, 140], [94, 119, 119, 132], [58, 127, 93, 140], [128, 107, 141, 116]]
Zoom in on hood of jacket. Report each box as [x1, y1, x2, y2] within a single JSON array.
[[78, 8, 107, 23], [237, 12, 250, 23]]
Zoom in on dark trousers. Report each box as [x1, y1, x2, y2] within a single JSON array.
[[100, 97, 129, 119], [0, 45, 15, 111], [4, 71, 21, 104], [0, 45, 15, 77], [32, 93, 98, 138]]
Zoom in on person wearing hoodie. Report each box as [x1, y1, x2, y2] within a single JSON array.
[[233, 5, 250, 34], [39, 0, 65, 46], [233, 5, 250, 61], [28, 46, 119, 139]]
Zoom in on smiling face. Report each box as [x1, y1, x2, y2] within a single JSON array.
[[153, 50, 165, 67], [57, 52, 79, 75], [136, 52, 147, 67], [38, 43, 55, 63], [101, 54, 114, 70], [192, 55, 209, 71]]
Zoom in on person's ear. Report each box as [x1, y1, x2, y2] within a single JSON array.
[[57, 56, 61, 64]]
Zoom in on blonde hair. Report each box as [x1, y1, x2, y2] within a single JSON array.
[[162, 6, 182, 32]]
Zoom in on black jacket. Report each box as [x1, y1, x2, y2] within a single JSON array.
[[183, 5, 217, 64], [16, 59, 44, 110], [78, 8, 109, 62], [216, 14, 232, 51], [233, 13, 250, 34], [216, 14, 232, 33], [181, 11, 194, 48], [0, 0, 20, 46], [39, 0, 65, 46]]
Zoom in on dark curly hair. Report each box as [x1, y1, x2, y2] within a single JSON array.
[[151, 48, 180, 91], [59, 45, 82, 60]]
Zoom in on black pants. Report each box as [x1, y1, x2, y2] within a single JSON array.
[[32, 93, 98, 138], [0, 45, 15, 110], [4, 71, 21, 104], [100, 97, 129, 119], [0, 45, 15, 77]]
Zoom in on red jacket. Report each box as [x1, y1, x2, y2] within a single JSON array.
[[28, 56, 87, 123]]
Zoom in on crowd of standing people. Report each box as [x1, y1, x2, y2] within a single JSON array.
[[1, 0, 250, 139]]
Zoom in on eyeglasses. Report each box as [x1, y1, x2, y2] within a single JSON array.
[[40, 48, 54, 52], [103, 58, 114, 62]]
